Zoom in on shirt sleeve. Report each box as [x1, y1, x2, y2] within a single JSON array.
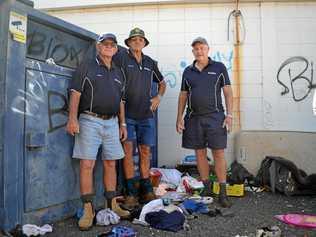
[[180, 72, 189, 92], [69, 60, 89, 93], [152, 60, 164, 83], [219, 63, 231, 87]]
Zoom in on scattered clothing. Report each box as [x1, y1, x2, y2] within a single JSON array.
[[110, 226, 136, 237], [155, 183, 170, 197], [145, 210, 185, 232], [22, 224, 52, 237], [97, 226, 136, 237], [132, 218, 149, 226], [163, 204, 183, 214], [181, 199, 209, 214], [96, 209, 120, 226], [161, 191, 187, 202], [188, 195, 213, 204], [137, 199, 164, 224], [176, 175, 204, 193], [151, 168, 182, 187]]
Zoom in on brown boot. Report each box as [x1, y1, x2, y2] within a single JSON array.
[[140, 191, 156, 204], [78, 202, 95, 231], [110, 196, 130, 219], [121, 195, 139, 211]]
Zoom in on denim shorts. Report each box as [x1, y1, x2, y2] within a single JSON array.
[[182, 112, 227, 150], [73, 114, 124, 160], [126, 117, 155, 146]]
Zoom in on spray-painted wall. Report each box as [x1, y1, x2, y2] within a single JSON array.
[[42, 1, 316, 167]]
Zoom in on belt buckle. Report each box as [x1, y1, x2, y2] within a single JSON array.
[[101, 114, 108, 120], [101, 114, 112, 120]]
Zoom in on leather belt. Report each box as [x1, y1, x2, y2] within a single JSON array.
[[83, 111, 115, 120]]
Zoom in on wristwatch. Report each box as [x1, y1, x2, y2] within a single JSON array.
[[157, 94, 163, 100], [226, 114, 233, 118], [121, 123, 127, 127]]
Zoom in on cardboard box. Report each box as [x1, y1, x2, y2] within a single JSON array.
[[213, 182, 244, 197]]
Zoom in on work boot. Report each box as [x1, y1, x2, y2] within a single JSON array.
[[121, 178, 140, 210], [111, 197, 131, 219], [78, 202, 95, 231], [200, 179, 213, 197], [105, 191, 131, 219], [141, 192, 156, 204], [218, 183, 232, 208], [121, 195, 139, 210], [139, 178, 156, 204]]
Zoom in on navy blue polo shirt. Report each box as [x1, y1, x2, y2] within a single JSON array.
[[69, 56, 125, 115], [113, 49, 164, 120], [181, 58, 231, 117]]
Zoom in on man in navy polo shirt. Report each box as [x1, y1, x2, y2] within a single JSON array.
[[176, 37, 233, 208], [66, 33, 129, 230], [114, 28, 166, 209]]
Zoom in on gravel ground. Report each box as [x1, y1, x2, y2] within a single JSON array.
[[46, 192, 316, 237]]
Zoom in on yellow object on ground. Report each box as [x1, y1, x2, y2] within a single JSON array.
[[213, 182, 244, 197]]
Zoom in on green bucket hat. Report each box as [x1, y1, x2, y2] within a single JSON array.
[[125, 27, 149, 47]]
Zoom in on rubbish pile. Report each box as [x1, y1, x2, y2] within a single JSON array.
[[5, 156, 314, 236]]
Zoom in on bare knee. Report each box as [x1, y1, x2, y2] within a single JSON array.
[[103, 160, 116, 170], [212, 149, 225, 159], [80, 160, 95, 171], [195, 149, 207, 159], [139, 145, 151, 158], [123, 142, 133, 157]]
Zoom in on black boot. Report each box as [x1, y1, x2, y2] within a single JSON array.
[[200, 179, 213, 197], [139, 178, 156, 204], [121, 178, 139, 210], [218, 183, 232, 208]]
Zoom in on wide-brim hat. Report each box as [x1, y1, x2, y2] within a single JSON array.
[[124, 27, 149, 47]]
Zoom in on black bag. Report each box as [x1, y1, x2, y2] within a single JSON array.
[[255, 156, 316, 196], [228, 161, 254, 184]]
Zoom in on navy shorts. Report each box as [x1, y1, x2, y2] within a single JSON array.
[[126, 117, 155, 146], [182, 112, 227, 150]]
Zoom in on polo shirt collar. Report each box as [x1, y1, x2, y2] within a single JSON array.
[[190, 57, 213, 72], [96, 55, 116, 71], [128, 49, 145, 61]]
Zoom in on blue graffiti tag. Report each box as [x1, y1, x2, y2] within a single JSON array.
[[161, 51, 233, 89], [164, 72, 177, 88], [211, 50, 233, 72]]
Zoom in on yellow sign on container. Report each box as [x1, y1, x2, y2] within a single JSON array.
[[9, 11, 27, 43]]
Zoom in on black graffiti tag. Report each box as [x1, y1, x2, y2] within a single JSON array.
[[27, 30, 85, 68], [47, 91, 69, 133], [277, 56, 315, 102]]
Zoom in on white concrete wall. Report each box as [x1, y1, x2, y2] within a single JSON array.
[[42, 2, 316, 167], [235, 131, 316, 175]]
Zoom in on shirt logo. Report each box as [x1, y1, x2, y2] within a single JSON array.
[[114, 78, 122, 84], [128, 64, 134, 68], [96, 74, 103, 77], [208, 72, 216, 75], [144, 67, 151, 72]]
